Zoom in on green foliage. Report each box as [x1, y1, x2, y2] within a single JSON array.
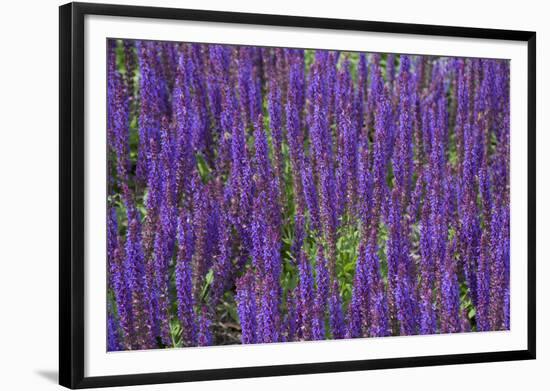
[[200, 269, 215, 302], [335, 216, 360, 306], [196, 153, 212, 183]]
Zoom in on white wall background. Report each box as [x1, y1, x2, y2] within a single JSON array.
[[0, 0, 547, 389]]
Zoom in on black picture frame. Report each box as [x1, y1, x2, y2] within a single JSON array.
[[59, 2, 536, 389]]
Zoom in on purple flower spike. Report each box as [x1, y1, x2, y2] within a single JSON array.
[[236, 270, 258, 344], [440, 240, 461, 334], [107, 303, 122, 352], [312, 252, 329, 340], [258, 272, 281, 343], [176, 209, 198, 347], [329, 280, 346, 339], [197, 307, 213, 346], [125, 214, 155, 349], [285, 288, 297, 342], [297, 250, 314, 340]]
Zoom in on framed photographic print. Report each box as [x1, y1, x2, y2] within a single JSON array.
[[59, 2, 536, 389]]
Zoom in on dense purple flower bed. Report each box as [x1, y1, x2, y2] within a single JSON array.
[[107, 39, 510, 351]]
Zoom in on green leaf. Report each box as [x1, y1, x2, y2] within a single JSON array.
[[228, 304, 239, 323], [196, 153, 211, 183], [199, 269, 215, 301]]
